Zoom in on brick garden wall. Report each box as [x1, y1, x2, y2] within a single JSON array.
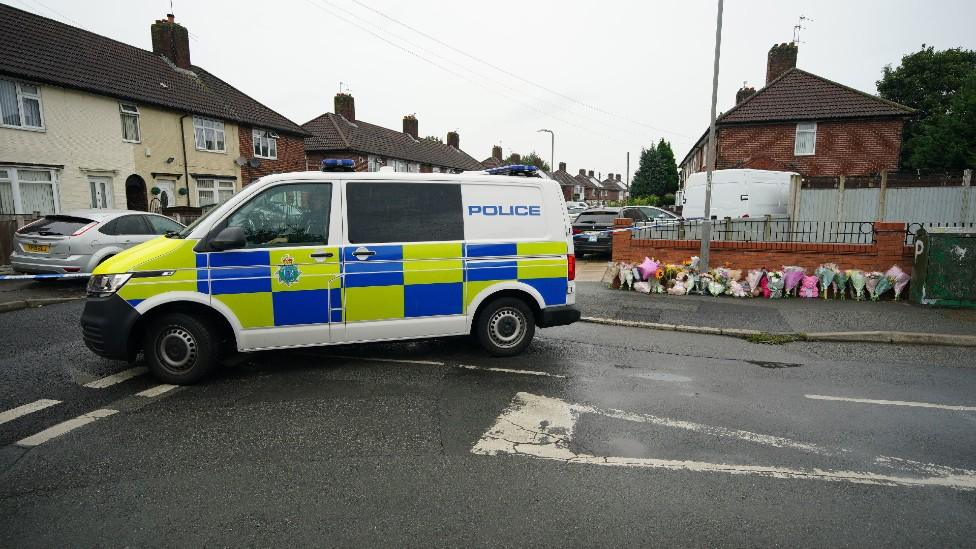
[[238, 126, 308, 186], [612, 219, 915, 273], [713, 118, 905, 177]]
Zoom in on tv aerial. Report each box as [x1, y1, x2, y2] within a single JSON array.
[[793, 15, 813, 43]]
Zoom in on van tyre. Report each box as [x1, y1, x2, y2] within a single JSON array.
[[476, 297, 535, 357], [143, 312, 218, 384]]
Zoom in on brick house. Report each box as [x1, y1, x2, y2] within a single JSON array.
[[0, 5, 306, 215], [679, 43, 914, 182], [601, 173, 627, 202], [481, 146, 505, 169], [549, 162, 582, 201], [303, 94, 483, 173], [575, 170, 609, 204]]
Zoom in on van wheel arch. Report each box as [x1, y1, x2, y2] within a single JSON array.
[[131, 301, 237, 359], [471, 289, 542, 332]]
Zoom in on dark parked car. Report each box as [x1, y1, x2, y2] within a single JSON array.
[[572, 207, 648, 257]]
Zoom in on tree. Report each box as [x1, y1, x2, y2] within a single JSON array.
[[656, 138, 680, 194], [503, 150, 551, 172], [630, 144, 661, 199], [877, 45, 976, 170]]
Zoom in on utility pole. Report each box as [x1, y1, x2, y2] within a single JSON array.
[[699, 0, 724, 272], [626, 151, 630, 204], [537, 129, 554, 172]]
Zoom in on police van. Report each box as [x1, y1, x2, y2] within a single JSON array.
[[81, 162, 580, 384]]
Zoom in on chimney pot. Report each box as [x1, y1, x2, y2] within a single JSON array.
[[766, 42, 798, 85], [402, 114, 418, 139], [151, 14, 191, 70], [446, 131, 459, 149], [558, 162, 566, 171], [334, 93, 355, 122], [492, 145, 503, 160], [588, 170, 595, 177], [616, 174, 621, 181]]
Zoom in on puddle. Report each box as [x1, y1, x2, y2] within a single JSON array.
[[746, 359, 802, 369]]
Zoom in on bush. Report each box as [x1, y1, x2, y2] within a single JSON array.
[[662, 193, 676, 205]]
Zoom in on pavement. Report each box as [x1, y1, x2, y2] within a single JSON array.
[[1, 298, 976, 546]]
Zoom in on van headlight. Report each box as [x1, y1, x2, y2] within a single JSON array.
[[87, 274, 132, 297]]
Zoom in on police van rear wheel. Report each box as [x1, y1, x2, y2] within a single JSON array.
[[476, 297, 535, 357], [143, 313, 218, 384]]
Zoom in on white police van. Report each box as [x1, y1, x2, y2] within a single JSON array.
[[82, 161, 580, 383]]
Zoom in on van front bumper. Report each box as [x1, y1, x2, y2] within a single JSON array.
[[81, 294, 141, 360], [538, 304, 581, 328]]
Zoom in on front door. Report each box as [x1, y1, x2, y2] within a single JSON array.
[[154, 179, 176, 211], [204, 181, 341, 350]]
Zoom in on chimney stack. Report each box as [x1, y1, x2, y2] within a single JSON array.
[[492, 145, 503, 160], [587, 170, 595, 178], [402, 114, 418, 139], [335, 93, 355, 121], [615, 174, 622, 181], [510, 153, 521, 164], [578, 169, 586, 176], [446, 131, 459, 149], [736, 83, 757, 105], [766, 42, 798, 84], [607, 173, 613, 180], [151, 14, 191, 70], [558, 162, 566, 172]]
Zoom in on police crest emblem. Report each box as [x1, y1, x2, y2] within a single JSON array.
[[275, 254, 301, 286]]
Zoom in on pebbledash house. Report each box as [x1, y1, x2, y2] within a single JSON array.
[[679, 43, 915, 183], [0, 5, 307, 218]]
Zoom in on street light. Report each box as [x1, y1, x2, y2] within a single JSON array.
[[699, 0, 724, 273], [537, 129, 554, 172]]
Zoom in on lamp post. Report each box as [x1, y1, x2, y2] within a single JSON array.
[[699, 0, 724, 273], [537, 129, 554, 171]]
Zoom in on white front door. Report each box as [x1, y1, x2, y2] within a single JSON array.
[[154, 180, 176, 210], [88, 176, 112, 209]]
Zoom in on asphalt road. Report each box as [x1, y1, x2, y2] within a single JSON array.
[[2, 299, 976, 547]]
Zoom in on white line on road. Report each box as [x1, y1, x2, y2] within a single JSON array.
[[0, 399, 60, 426], [16, 409, 118, 448], [472, 392, 976, 491], [83, 366, 148, 389], [805, 394, 976, 412], [456, 364, 567, 378], [135, 384, 178, 398]]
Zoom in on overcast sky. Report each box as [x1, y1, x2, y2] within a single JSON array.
[[10, 0, 976, 178]]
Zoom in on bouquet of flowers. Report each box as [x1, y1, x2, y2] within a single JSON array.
[[864, 271, 883, 301], [746, 269, 764, 297], [686, 272, 700, 294], [687, 256, 701, 272], [799, 275, 819, 298], [618, 263, 634, 290], [767, 271, 785, 298], [783, 266, 806, 297], [832, 269, 849, 299], [710, 268, 731, 296], [886, 265, 911, 300], [869, 271, 894, 301], [847, 269, 866, 300], [815, 263, 839, 300], [759, 273, 771, 298], [633, 281, 651, 294], [729, 280, 749, 297]]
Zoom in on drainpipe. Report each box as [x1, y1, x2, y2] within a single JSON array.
[[179, 114, 191, 206]]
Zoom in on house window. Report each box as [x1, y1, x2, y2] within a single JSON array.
[[196, 178, 235, 207], [120, 103, 140, 142], [794, 122, 817, 156], [0, 78, 43, 130], [0, 167, 59, 215], [252, 128, 277, 159], [193, 116, 225, 152], [89, 176, 113, 208]]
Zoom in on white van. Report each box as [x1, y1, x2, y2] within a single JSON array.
[[82, 163, 581, 384], [681, 169, 795, 219]]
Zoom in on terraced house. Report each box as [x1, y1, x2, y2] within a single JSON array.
[[0, 5, 306, 217]]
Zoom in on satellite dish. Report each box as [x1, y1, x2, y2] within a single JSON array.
[[248, 158, 261, 168], [234, 156, 247, 166]]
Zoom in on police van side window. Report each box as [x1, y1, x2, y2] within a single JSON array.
[[223, 183, 332, 248], [346, 182, 463, 244]]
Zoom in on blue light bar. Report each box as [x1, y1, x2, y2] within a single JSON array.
[[485, 164, 541, 177], [320, 158, 355, 172]]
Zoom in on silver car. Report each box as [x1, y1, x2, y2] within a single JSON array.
[[10, 209, 184, 274]]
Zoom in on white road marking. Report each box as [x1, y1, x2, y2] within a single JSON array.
[[805, 394, 976, 412], [472, 392, 976, 491], [83, 366, 148, 388], [16, 409, 118, 448], [456, 364, 567, 378], [135, 384, 178, 398], [0, 399, 60, 426]]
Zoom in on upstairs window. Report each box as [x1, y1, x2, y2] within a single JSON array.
[[0, 78, 43, 130], [193, 116, 225, 152], [252, 128, 278, 159], [120, 103, 140, 142], [794, 122, 817, 156]]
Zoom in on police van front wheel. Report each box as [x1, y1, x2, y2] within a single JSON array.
[[143, 313, 218, 384], [476, 297, 535, 357]]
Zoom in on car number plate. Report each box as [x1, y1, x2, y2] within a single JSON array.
[[587, 233, 598, 242], [24, 243, 50, 253]]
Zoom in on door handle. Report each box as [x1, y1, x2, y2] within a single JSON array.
[[352, 249, 376, 257], [310, 251, 334, 258]]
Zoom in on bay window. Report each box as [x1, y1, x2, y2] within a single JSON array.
[[196, 178, 235, 207], [0, 167, 59, 215]]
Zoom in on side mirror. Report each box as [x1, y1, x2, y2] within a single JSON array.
[[210, 226, 246, 251]]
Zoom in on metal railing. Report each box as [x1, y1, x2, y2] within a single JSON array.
[[632, 218, 876, 245], [905, 222, 976, 245]]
